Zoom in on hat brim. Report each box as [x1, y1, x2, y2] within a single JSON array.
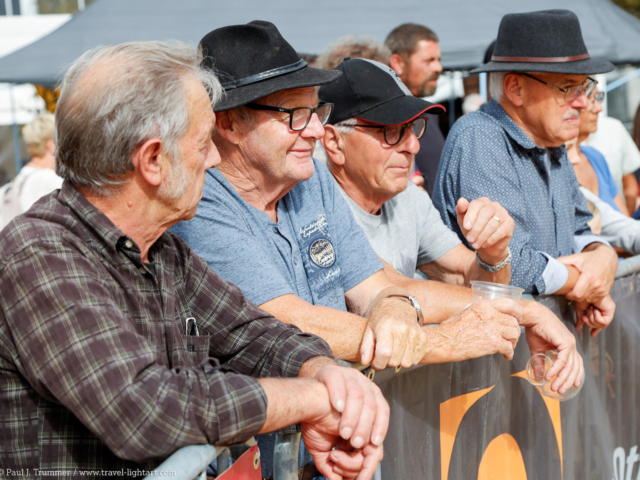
[[354, 95, 445, 126], [214, 66, 342, 112], [470, 57, 614, 75]]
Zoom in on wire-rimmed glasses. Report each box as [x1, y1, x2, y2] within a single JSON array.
[[521, 73, 597, 103], [245, 102, 334, 131]]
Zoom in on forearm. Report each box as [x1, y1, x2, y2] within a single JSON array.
[[552, 265, 580, 296], [465, 254, 511, 285], [622, 173, 639, 214], [298, 355, 340, 378], [260, 296, 367, 362], [257, 377, 331, 434]]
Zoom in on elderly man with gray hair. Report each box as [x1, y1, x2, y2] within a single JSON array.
[[0, 41, 388, 480], [434, 10, 619, 336]]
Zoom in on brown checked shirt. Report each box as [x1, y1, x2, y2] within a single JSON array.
[[0, 181, 332, 476]]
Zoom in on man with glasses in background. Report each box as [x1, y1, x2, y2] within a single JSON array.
[[434, 10, 619, 337]]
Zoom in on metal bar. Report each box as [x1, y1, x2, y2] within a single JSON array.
[[273, 432, 301, 480], [604, 67, 640, 93], [4, 0, 13, 15], [144, 444, 226, 480], [77, 0, 85, 10], [614, 254, 640, 279], [9, 84, 22, 174], [217, 449, 230, 475], [479, 73, 488, 102]]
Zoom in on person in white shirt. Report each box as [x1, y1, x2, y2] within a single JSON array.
[[588, 115, 640, 214], [17, 113, 64, 211]]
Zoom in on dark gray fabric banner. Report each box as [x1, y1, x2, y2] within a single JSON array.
[[375, 273, 640, 480]]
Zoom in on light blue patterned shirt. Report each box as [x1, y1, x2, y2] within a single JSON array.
[[433, 99, 608, 295]]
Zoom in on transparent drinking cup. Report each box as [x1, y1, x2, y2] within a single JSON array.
[[470, 280, 524, 303], [526, 349, 584, 401]]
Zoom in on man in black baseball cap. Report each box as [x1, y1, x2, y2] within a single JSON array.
[[320, 57, 584, 391], [433, 9, 618, 335]]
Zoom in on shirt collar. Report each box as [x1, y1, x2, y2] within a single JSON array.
[[56, 180, 166, 258], [480, 99, 566, 163]]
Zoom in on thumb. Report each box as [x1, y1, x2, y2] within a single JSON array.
[[456, 198, 470, 227], [360, 326, 375, 366]]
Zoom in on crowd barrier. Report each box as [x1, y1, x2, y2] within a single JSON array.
[[150, 255, 640, 480]]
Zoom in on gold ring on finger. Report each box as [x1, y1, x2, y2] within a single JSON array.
[[492, 216, 502, 226]]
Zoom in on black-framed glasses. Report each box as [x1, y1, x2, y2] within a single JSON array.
[[521, 73, 597, 102], [351, 117, 428, 146], [245, 102, 334, 131]]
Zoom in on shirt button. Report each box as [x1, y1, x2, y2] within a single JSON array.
[[139, 267, 147, 274], [294, 257, 298, 265], [124, 239, 133, 249]]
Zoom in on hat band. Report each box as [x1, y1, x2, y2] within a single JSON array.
[[491, 53, 590, 63], [221, 59, 307, 90]]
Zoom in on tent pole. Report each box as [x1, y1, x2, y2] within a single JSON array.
[[604, 67, 640, 94], [479, 73, 488, 102], [77, 0, 85, 10], [9, 84, 22, 174], [449, 72, 455, 131], [4, 0, 13, 15]]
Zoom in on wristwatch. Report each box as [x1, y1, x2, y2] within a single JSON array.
[[476, 248, 511, 273], [386, 294, 424, 325]]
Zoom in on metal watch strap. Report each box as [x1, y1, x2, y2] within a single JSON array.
[[385, 294, 424, 325], [476, 248, 511, 273]]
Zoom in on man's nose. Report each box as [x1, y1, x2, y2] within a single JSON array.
[[572, 91, 590, 110], [301, 112, 325, 140], [400, 127, 421, 155]]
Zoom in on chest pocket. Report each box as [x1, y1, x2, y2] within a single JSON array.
[[181, 333, 212, 367]]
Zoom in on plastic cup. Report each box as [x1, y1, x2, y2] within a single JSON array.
[[525, 350, 584, 401], [470, 280, 524, 304]]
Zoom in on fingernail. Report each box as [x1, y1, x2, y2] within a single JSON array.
[[352, 436, 364, 448], [333, 466, 344, 475], [373, 435, 383, 446], [330, 452, 339, 461], [336, 399, 345, 413], [472, 243, 479, 249], [341, 427, 352, 439], [466, 235, 475, 243], [464, 221, 471, 229]]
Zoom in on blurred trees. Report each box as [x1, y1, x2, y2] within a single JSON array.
[[612, 0, 640, 18], [37, 0, 93, 14]]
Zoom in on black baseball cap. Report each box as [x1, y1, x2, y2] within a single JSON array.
[[319, 58, 445, 125]]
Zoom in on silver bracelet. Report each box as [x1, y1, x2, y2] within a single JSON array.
[[476, 248, 511, 272]]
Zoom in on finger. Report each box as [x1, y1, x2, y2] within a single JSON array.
[[386, 328, 406, 368], [465, 204, 496, 246], [481, 219, 514, 248], [400, 334, 415, 369], [459, 198, 485, 236], [498, 324, 521, 348], [567, 274, 590, 301], [330, 449, 365, 474], [575, 354, 585, 387], [412, 330, 429, 365], [369, 387, 390, 447], [360, 327, 375, 366], [323, 371, 348, 413], [550, 351, 573, 393], [371, 331, 393, 370], [498, 338, 515, 361], [591, 327, 602, 338], [314, 452, 342, 480], [356, 445, 384, 480], [350, 385, 377, 449], [456, 197, 470, 224], [486, 298, 523, 323], [338, 379, 365, 442]]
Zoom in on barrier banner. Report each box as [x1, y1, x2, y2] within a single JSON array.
[[375, 273, 640, 480]]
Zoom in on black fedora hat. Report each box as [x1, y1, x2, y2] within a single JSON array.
[[200, 20, 341, 112], [471, 10, 613, 75]]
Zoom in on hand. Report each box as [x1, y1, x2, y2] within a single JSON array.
[[303, 367, 389, 480], [557, 244, 617, 303], [410, 172, 427, 192], [574, 294, 616, 337], [360, 297, 428, 370], [456, 197, 514, 264], [519, 300, 583, 393], [430, 298, 522, 361]]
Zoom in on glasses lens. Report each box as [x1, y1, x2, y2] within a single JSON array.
[[316, 104, 333, 125], [595, 92, 605, 103], [584, 80, 597, 98], [290, 108, 311, 131], [565, 85, 582, 103], [412, 118, 427, 139], [383, 125, 403, 145]]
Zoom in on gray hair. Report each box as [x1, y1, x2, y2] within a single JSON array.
[[55, 41, 222, 196], [489, 71, 507, 103], [316, 36, 391, 70], [23, 112, 55, 157], [334, 117, 358, 134]]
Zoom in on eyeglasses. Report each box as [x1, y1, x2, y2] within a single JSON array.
[[245, 102, 334, 131], [351, 117, 428, 146], [521, 73, 597, 103], [590, 91, 605, 103]]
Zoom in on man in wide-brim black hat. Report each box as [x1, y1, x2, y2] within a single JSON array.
[[433, 9, 618, 336], [171, 20, 432, 480]]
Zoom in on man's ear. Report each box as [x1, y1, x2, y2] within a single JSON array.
[[214, 110, 243, 145], [389, 54, 407, 77], [503, 73, 525, 107], [131, 138, 164, 188], [322, 125, 346, 166], [45, 138, 56, 155]]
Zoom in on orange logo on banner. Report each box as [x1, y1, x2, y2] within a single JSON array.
[[439, 371, 562, 480]]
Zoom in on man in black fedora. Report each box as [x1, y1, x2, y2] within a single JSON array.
[[433, 9, 618, 336], [171, 20, 430, 479]]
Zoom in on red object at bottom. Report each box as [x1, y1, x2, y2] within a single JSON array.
[[217, 444, 261, 480]]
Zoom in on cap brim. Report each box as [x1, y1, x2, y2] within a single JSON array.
[[470, 57, 614, 75], [355, 95, 445, 125], [215, 66, 342, 112]]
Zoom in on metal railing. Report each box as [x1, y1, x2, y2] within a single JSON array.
[[615, 254, 640, 279], [144, 443, 227, 480]]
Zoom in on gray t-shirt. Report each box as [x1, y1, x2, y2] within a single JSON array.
[[170, 160, 383, 309], [337, 182, 461, 278]]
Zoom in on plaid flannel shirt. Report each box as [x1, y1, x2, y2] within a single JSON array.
[[0, 181, 332, 476]]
